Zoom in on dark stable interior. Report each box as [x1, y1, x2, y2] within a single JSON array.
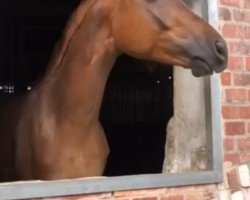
[[0, 0, 173, 176]]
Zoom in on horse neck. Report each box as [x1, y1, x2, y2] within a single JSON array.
[[40, 9, 118, 125]]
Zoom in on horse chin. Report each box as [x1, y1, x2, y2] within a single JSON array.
[[190, 58, 213, 77]]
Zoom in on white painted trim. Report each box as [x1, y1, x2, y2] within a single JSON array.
[[207, 0, 224, 178], [208, 0, 219, 28]]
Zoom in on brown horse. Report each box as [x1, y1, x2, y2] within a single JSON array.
[[0, 0, 228, 181]]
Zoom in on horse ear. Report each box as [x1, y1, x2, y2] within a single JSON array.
[[143, 0, 170, 29]]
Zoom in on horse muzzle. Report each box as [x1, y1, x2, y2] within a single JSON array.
[[189, 37, 228, 77]]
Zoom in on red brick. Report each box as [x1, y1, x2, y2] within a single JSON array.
[[245, 26, 250, 39], [244, 11, 250, 22], [234, 74, 250, 86], [225, 89, 247, 102], [246, 57, 250, 71], [233, 9, 242, 21], [220, 7, 232, 21], [227, 41, 250, 55], [114, 189, 165, 197], [240, 153, 250, 162], [224, 138, 234, 151], [161, 196, 184, 200], [228, 56, 244, 70], [227, 169, 240, 189], [248, 122, 250, 133], [225, 122, 246, 135], [222, 106, 240, 119], [238, 138, 250, 151], [232, 10, 250, 22], [248, 90, 250, 102], [222, 24, 243, 39], [245, 0, 250, 8], [134, 198, 157, 200], [186, 194, 201, 200], [204, 191, 216, 200], [224, 153, 240, 165], [220, 0, 240, 7], [239, 106, 250, 119], [223, 105, 250, 119], [54, 197, 75, 200], [221, 72, 231, 86]]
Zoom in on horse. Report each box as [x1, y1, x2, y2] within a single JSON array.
[[0, 0, 228, 181]]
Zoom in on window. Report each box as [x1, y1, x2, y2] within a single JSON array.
[[0, 0, 223, 199]]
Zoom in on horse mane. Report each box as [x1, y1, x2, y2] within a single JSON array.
[[43, 0, 95, 81]]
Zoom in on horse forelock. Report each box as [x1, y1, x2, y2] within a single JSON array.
[[44, 0, 96, 81]]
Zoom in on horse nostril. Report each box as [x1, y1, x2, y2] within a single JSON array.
[[215, 40, 227, 61], [212, 39, 228, 72]]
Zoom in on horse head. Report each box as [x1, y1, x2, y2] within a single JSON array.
[[111, 0, 228, 77]]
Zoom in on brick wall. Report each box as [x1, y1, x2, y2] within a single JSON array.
[[219, 0, 250, 198], [51, 0, 250, 199]]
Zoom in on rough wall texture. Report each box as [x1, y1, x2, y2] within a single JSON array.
[[163, 0, 208, 174], [51, 0, 250, 199]]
